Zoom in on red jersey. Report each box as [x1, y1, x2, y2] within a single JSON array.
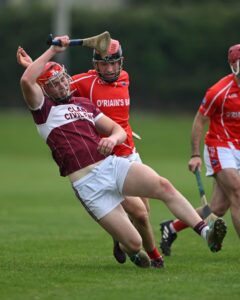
[[71, 69, 135, 156], [31, 96, 105, 176], [199, 74, 240, 149]]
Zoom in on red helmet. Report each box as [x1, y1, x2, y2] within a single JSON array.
[[37, 62, 72, 103], [37, 62, 65, 85], [228, 44, 240, 64], [228, 44, 240, 76], [93, 39, 123, 61], [93, 39, 123, 83]]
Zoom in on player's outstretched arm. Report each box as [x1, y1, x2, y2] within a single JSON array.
[[17, 46, 33, 68], [20, 35, 70, 109]]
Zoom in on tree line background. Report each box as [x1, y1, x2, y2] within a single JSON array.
[[1, 0, 240, 112]]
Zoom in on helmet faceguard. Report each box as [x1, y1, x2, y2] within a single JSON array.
[[37, 62, 72, 103], [228, 44, 240, 77], [92, 39, 123, 83]]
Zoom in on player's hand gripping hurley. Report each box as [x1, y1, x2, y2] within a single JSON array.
[[47, 31, 111, 58], [194, 168, 217, 222]]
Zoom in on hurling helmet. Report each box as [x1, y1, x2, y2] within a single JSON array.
[[37, 62, 72, 103], [92, 39, 123, 82], [228, 44, 240, 64], [37, 62, 65, 85], [228, 44, 240, 76]]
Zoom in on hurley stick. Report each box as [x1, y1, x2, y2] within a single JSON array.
[[47, 31, 111, 58], [194, 168, 217, 221]]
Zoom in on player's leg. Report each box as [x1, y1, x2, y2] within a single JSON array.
[[121, 196, 164, 267], [124, 153, 151, 213], [140, 197, 150, 212], [159, 180, 228, 256], [204, 146, 240, 235], [113, 152, 163, 267], [122, 196, 155, 252], [160, 146, 232, 256], [122, 162, 227, 250], [99, 204, 150, 268], [72, 157, 151, 268], [210, 179, 230, 217], [123, 163, 203, 226], [215, 168, 240, 236]]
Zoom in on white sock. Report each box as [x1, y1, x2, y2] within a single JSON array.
[[201, 226, 209, 240], [169, 222, 176, 233]]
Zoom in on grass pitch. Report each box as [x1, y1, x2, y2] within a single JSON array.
[[0, 111, 239, 300]]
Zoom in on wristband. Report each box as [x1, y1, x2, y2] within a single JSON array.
[[191, 154, 201, 158]]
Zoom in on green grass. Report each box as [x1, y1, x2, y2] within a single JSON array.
[[0, 111, 239, 300]]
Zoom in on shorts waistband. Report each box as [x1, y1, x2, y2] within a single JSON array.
[[71, 156, 115, 187], [68, 160, 104, 183]]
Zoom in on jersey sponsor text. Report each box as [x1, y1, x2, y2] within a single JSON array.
[[96, 98, 130, 107]]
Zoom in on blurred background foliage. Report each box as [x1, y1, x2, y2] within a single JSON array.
[[1, 0, 240, 111]]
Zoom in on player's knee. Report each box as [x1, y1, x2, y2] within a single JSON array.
[[127, 236, 142, 253], [132, 209, 149, 226], [211, 205, 227, 217], [231, 186, 240, 200], [141, 197, 150, 213], [155, 177, 177, 200], [212, 209, 225, 217]]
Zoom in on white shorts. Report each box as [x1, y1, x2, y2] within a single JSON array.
[[72, 155, 133, 220], [204, 145, 240, 176], [123, 152, 143, 163]]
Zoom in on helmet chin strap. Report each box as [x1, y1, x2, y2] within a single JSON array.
[[94, 58, 123, 83], [230, 60, 240, 76], [42, 87, 73, 103], [53, 94, 72, 103], [52, 88, 76, 103], [230, 60, 240, 87], [98, 71, 120, 83]]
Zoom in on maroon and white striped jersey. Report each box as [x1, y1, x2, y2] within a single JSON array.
[[30, 96, 105, 176]]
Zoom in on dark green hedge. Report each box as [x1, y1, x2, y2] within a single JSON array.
[[2, 3, 240, 111]]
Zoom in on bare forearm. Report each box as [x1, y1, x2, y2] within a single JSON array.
[[110, 124, 127, 145], [96, 116, 127, 156], [97, 126, 126, 156], [188, 112, 209, 172], [191, 112, 207, 156], [96, 115, 127, 145], [191, 126, 203, 156]]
